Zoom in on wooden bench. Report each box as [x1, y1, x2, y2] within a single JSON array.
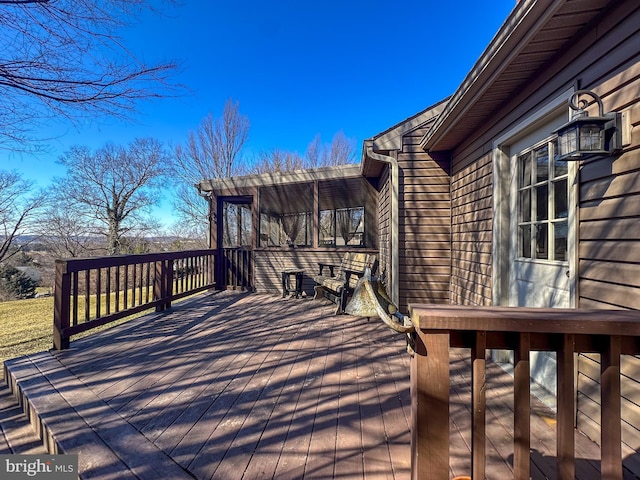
[[312, 252, 376, 314]]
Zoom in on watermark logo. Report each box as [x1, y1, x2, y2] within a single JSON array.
[[0, 455, 77, 479]]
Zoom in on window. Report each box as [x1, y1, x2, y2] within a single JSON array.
[[259, 211, 311, 247], [517, 138, 568, 261], [222, 202, 252, 248], [319, 206, 364, 246]]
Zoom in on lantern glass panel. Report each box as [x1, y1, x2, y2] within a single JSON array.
[[578, 123, 604, 151], [557, 125, 578, 157]]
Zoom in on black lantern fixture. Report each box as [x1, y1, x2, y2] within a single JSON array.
[[554, 90, 622, 160]]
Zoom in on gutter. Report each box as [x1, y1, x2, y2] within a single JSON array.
[[364, 144, 400, 306]]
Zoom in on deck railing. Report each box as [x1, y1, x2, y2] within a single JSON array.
[[409, 304, 640, 480], [53, 249, 216, 350], [221, 247, 253, 291]]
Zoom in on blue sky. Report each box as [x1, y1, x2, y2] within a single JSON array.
[[3, 0, 515, 226]]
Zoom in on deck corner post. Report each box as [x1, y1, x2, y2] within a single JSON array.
[[411, 328, 450, 480], [53, 260, 71, 350]]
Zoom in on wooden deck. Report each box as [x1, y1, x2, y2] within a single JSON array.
[[1, 292, 610, 479]]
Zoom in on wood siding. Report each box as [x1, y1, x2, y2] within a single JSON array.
[[445, 0, 640, 465], [253, 248, 378, 296], [377, 165, 392, 286], [571, 3, 640, 460], [450, 152, 493, 306], [398, 125, 451, 311]]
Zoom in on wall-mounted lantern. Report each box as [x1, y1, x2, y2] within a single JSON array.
[[554, 89, 623, 160]]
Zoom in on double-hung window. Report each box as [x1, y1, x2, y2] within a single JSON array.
[[517, 138, 568, 262]]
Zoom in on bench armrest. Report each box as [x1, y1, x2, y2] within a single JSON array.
[[343, 268, 366, 286], [318, 262, 338, 276]]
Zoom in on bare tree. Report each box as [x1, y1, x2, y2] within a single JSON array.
[[171, 99, 250, 241], [0, 170, 46, 263], [0, 0, 179, 150], [252, 131, 357, 175], [56, 138, 171, 255], [305, 131, 357, 167], [251, 149, 306, 174], [36, 203, 97, 259]]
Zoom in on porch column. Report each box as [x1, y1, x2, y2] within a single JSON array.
[[313, 180, 319, 248]]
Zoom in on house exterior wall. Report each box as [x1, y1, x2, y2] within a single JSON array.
[[253, 247, 379, 296], [450, 152, 493, 306], [570, 3, 640, 459], [444, 0, 640, 461], [398, 125, 451, 311]]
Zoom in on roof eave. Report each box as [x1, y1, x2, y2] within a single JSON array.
[[199, 164, 363, 193], [420, 0, 567, 152]]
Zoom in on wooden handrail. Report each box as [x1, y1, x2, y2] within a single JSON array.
[[53, 249, 217, 350], [409, 304, 640, 480]]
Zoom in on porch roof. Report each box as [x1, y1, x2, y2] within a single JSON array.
[[199, 164, 374, 217], [198, 164, 362, 194], [421, 0, 615, 152]]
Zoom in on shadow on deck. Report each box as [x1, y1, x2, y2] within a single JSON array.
[[1, 292, 613, 479], [3, 292, 411, 479]]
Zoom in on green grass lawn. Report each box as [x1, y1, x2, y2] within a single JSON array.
[[0, 296, 54, 365], [0, 290, 200, 366]]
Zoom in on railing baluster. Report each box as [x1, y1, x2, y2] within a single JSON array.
[[84, 269, 90, 324], [72, 271, 79, 326], [557, 333, 576, 480], [95, 267, 101, 319], [244, 249, 249, 289], [106, 267, 111, 315], [145, 262, 150, 303], [514, 332, 531, 480], [472, 330, 486, 480], [132, 263, 137, 306], [138, 263, 143, 305], [601, 335, 622, 480], [115, 266, 120, 312], [123, 265, 129, 309]]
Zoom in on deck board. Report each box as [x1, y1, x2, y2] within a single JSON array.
[[2, 291, 617, 479]]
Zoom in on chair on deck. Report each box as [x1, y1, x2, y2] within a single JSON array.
[[312, 252, 376, 314]]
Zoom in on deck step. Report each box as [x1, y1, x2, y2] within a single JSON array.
[[0, 380, 48, 455], [4, 351, 194, 480]]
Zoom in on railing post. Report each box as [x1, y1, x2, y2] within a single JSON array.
[[411, 329, 450, 480], [601, 335, 622, 480], [53, 260, 71, 350], [215, 248, 226, 291], [154, 259, 172, 312]]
